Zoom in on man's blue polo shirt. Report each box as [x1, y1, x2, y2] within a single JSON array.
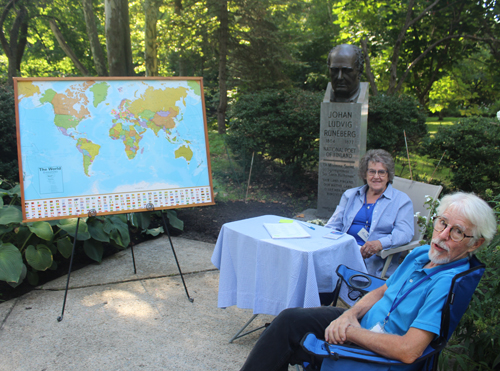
[[359, 245, 469, 361], [358, 245, 470, 370]]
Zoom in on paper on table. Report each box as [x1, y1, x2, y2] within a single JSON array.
[[263, 222, 311, 239]]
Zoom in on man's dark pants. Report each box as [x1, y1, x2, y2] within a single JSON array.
[[240, 306, 347, 371]]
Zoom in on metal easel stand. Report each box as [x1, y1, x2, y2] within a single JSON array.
[[57, 216, 83, 322], [229, 314, 266, 343], [154, 204, 193, 303]]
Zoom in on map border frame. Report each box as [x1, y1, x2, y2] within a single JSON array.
[[14, 76, 215, 222]]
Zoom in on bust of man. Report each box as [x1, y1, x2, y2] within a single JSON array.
[[327, 44, 364, 103]]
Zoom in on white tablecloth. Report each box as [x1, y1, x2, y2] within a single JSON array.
[[211, 215, 367, 316]]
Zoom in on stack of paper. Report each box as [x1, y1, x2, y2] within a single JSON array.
[[263, 222, 311, 239]]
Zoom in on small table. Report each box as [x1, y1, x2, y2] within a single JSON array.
[[211, 215, 367, 317]]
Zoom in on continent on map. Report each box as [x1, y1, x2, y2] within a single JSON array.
[[109, 122, 147, 159], [17, 82, 41, 99], [109, 86, 190, 158], [40, 81, 96, 137], [175, 145, 193, 162], [90, 82, 110, 108], [76, 138, 101, 176]]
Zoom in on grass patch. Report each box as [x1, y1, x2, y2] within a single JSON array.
[[426, 117, 458, 136]]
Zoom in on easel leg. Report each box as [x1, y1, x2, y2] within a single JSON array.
[[130, 244, 137, 274], [161, 212, 194, 303], [57, 217, 80, 322]]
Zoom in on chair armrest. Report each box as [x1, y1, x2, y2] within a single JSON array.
[[377, 240, 421, 259]]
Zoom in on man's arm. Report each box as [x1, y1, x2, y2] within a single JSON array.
[[324, 282, 435, 364], [325, 284, 387, 343], [346, 326, 435, 364]]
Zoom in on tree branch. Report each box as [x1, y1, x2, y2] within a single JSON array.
[[395, 34, 499, 92], [49, 19, 90, 76]]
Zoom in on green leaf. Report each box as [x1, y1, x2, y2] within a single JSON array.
[[7, 264, 27, 288], [28, 221, 54, 241], [137, 212, 151, 230], [57, 218, 91, 240], [105, 216, 130, 248], [27, 269, 38, 286], [0, 225, 13, 234], [0, 243, 23, 283], [49, 260, 58, 271], [25, 244, 53, 271], [0, 205, 23, 225], [145, 226, 164, 236], [57, 236, 74, 259], [88, 219, 110, 242], [83, 240, 103, 263], [46, 242, 58, 255], [166, 210, 184, 231]]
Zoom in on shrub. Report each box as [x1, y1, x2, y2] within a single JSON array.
[[226, 89, 323, 179], [421, 117, 500, 195], [367, 94, 427, 156], [0, 84, 19, 184]]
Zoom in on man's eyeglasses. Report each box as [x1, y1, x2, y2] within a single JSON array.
[[433, 216, 474, 242], [367, 169, 388, 177]]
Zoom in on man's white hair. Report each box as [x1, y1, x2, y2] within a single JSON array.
[[437, 192, 497, 247]]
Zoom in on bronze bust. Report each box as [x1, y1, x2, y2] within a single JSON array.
[[327, 44, 365, 103]]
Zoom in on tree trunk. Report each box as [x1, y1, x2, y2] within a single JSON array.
[[144, 0, 159, 76], [81, 0, 108, 76], [360, 38, 378, 96], [174, 0, 186, 76], [49, 19, 90, 76], [0, 0, 28, 86], [105, 0, 134, 76], [217, 0, 228, 134]]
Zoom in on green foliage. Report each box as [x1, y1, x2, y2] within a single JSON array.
[[227, 88, 323, 178], [421, 117, 500, 195], [441, 193, 500, 370], [367, 94, 427, 156], [0, 84, 18, 184], [0, 184, 174, 287]]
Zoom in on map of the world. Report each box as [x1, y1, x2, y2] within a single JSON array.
[[15, 78, 213, 221]]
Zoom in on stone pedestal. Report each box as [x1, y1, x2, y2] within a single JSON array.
[[316, 82, 369, 218]]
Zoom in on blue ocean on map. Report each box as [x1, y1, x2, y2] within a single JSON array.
[[18, 80, 210, 201]]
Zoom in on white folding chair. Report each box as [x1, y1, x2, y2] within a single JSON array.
[[377, 177, 443, 278]]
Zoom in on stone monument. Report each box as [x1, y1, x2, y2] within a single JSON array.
[[316, 44, 369, 218]]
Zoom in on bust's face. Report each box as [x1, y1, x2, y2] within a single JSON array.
[[329, 47, 360, 99]]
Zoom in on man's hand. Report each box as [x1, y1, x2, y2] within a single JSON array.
[[324, 310, 361, 344], [360, 240, 383, 259]]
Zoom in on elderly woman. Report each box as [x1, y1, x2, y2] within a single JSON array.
[[325, 149, 414, 278]]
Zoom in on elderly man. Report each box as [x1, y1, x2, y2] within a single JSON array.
[[239, 192, 496, 371], [327, 44, 364, 103]]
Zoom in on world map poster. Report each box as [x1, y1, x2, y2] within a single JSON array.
[[14, 77, 214, 222]]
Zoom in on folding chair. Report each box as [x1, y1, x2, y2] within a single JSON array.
[[301, 255, 486, 370], [377, 177, 443, 279]]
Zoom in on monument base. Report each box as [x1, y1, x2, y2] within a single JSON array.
[[316, 82, 369, 219]]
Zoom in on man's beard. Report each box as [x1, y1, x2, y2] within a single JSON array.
[[428, 239, 451, 264]]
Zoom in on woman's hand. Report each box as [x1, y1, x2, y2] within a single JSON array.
[[324, 310, 361, 344], [360, 240, 383, 259]]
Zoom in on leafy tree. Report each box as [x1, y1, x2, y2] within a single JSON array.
[[332, 0, 500, 107]]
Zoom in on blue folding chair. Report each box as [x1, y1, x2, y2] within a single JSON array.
[[301, 256, 485, 370]]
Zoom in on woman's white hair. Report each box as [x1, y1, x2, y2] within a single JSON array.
[[436, 192, 497, 247]]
